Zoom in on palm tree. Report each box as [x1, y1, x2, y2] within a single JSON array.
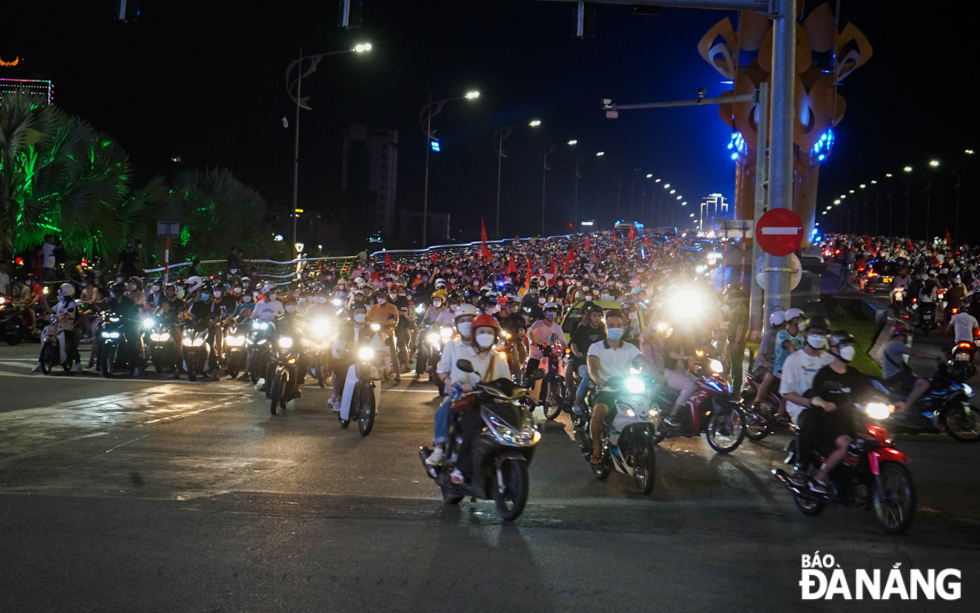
[[0, 91, 130, 261]]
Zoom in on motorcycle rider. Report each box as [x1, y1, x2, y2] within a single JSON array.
[[882, 323, 943, 412], [524, 301, 564, 398], [367, 290, 402, 382], [424, 303, 480, 469], [446, 314, 513, 484], [587, 309, 657, 463], [568, 302, 606, 416], [947, 303, 979, 354], [750, 310, 786, 408], [772, 307, 805, 419], [497, 296, 527, 377], [778, 316, 834, 484], [252, 284, 284, 322], [661, 322, 699, 429], [33, 283, 82, 373], [328, 302, 374, 407], [804, 330, 874, 494]]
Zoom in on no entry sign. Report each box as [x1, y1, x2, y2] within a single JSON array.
[[755, 208, 803, 256]]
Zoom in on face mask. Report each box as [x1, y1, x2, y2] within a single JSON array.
[[389, 293, 397, 301], [285, 305, 296, 313], [353, 313, 365, 323], [475, 333, 496, 350], [213, 291, 222, 298], [269, 293, 277, 301], [807, 334, 827, 349], [433, 299, 442, 308], [545, 312, 556, 321], [838, 345, 856, 362], [628, 312, 637, 320], [538, 297, 546, 304], [243, 296, 252, 303], [606, 327, 624, 341], [377, 298, 386, 304], [457, 322, 472, 337], [449, 304, 458, 312], [151, 285, 160, 293]]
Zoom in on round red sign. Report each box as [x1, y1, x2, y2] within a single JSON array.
[[755, 208, 804, 257]]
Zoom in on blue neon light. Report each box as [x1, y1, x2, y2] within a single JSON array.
[[431, 140, 441, 152], [811, 129, 834, 162]]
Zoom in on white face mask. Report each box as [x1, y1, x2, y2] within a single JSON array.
[[457, 322, 472, 337], [243, 296, 252, 303], [353, 313, 365, 323], [285, 305, 296, 313], [449, 304, 457, 312], [475, 333, 496, 350], [389, 293, 397, 301], [433, 299, 442, 308], [838, 345, 856, 362], [807, 334, 827, 349], [377, 298, 386, 304], [213, 290, 222, 298], [628, 312, 637, 320], [269, 293, 277, 301]]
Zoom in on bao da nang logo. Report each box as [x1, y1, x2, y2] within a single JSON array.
[[800, 553, 961, 600]]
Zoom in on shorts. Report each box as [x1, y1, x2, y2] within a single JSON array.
[[592, 391, 620, 423], [886, 372, 918, 394], [813, 408, 849, 450]]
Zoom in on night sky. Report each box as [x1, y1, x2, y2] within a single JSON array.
[[4, 1, 976, 243]]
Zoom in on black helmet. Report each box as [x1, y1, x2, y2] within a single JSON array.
[[828, 330, 855, 348], [804, 316, 831, 333], [349, 301, 368, 315]]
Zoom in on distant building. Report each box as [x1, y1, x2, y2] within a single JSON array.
[[341, 124, 398, 242], [0, 77, 54, 105]]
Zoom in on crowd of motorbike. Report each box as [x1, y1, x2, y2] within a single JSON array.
[[1, 230, 977, 528]]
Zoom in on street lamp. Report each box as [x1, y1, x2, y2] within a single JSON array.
[[902, 166, 913, 238], [595, 151, 604, 157], [494, 119, 541, 238], [285, 44, 372, 248], [921, 161, 939, 239], [567, 139, 578, 146], [420, 90, 480, 246]]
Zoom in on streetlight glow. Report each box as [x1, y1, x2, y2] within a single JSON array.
[[646, 174, 653, 178], [681, 201, 687, 205], [859, 184, 866, 189], [529, 120, 541, 127], [663, 184, 670, 188], [834, 200, 841, 204], [595, 151, 604, 157], [353, 43, 373, 52], [465, 91, 480, 100], [670, 189, 676, 194], [904, 166, 913, 172], [676, 196, 682, 200], [567, 139, 578, 145], [870, 180, 877, 184], [655, 178, 661, 183], [849, 190, 855, 193], [885, 173, 892, 178], [929, 159, 939, 167], [967, 149, 975, 155]]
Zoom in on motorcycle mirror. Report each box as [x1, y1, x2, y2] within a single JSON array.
[[456, 359, 474, 373]]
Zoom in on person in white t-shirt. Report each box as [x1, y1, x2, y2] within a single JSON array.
[[947, 308, 979, 345], [587, 309, 657, 463], [252, 284, 284, 322]]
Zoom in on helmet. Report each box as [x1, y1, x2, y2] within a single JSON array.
[[829, 330, 855, 348], [471, 314, 501, 331], [583, 301, 603, 315], [185, 276, 204, 294], [804, 316, 831, 333], [59, 283, 75, 298], [543, 301, 559, 312], [784, 307, 804, 322], [349, 301, 368, 315], [769, 311, 786, 326], [434, 278, 447, 288], [454, 304, 479, 319], [110, 281, 127, 296], [431, 290, 448, 302], [282, 294, 297, 304]]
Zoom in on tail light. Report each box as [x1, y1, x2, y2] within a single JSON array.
[[868, 272, 879, 278], [958, 342, 973, 349], [951, 308, 959, 315]]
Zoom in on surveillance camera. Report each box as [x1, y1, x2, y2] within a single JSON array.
[[602, 99, 612, 106]]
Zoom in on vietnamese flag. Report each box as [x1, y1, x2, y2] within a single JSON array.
[[524, 258, 533, 291], [384, 252, 392, 267], [562, 249, 575, 271], [643, 235, 650, 246], [945, 228, 951, 244], [612, 230, 618, 241], [584, 236, 591, 250], [907, 239, 914, 251], [505, 258, 518, 275], [481, 218, 493, 262], [548, 258, 557, 285], [628, 225, 636, 241]]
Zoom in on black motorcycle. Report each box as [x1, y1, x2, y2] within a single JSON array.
[[223, 322, 248, 379], [180, 322, 212, 382], [99, 313, 143, 378], [420, 360, 543, 521], [911, 299, 936, 336], [245, 319, 275, 383], [145, 317, 178, 374], [871, 364, 979, 443], [269, 333, 303, 415], [0, 301, 38, 345]]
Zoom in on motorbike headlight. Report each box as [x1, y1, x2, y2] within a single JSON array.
[[963, 383, 973, 396], [182, 337, 194, 346], [426, 332, 440, 345], [253, 321, 268, 330], [370, 323, 381, 332], [312, 319, 330, 337], [109, 332, 120, 339], [415, 305, 424, 314], [358, 347, 375, 361], [440, 327, 453, 338], [625, 408, 637, 418], [101, 332, 111, 339], [625, 377, 646, 394], [332, 298, 342, 306], [709, 359, 724, 373], [226, 335, 245, 346], [864, 402, 892, 420], [278, 336, 294, 349], [142, 318, 155, 329], [193, 338, 206, 347], [109, 317, 120, 323]]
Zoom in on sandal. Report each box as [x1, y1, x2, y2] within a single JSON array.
[[590, 450, 603, 465]]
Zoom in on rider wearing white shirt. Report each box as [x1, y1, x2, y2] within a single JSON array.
[[252, 285, 284, 322], [948, 310, 980, 344]]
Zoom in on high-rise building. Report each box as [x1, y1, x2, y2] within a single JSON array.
[[0, 55, 54, 104], [341, 124, 398, 242]]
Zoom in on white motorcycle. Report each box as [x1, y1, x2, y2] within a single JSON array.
[[333, 334, 384, 436], [39, 317, 77, 375], [574, 375, 661, 494]]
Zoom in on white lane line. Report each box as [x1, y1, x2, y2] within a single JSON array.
[[0, 361, 35, 369]]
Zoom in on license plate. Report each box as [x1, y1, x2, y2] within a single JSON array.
[[883, 277, 893, 283], [956, 353, 969, 361], [924, 314, 932, 320]]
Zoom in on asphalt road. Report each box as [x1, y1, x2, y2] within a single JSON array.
[[1, 340, 978, 612]]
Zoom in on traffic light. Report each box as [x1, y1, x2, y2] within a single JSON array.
[[339, 0, 363, 29], [114, 0, 140, 22], [573, 2, 597, 38]]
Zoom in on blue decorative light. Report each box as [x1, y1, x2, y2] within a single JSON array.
[[431, 140, 441, 152], [811, 129, 834, 162], [727, 131, 747, 161]]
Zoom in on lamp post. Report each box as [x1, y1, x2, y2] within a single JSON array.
[[540, 145, 557, 235], [494, 119, 541, 239], [286, 43, 372, 249], [921, 159, 939, 241], [573, 156, 588, 228], [902, 166, 912, 238], [420, 90, 480, 246]]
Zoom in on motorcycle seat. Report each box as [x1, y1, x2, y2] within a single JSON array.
[[478, 378, 528, 401], [657, 389, 679, 404]]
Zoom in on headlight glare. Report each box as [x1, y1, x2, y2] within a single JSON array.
[[278, 336, 294, 349], [625, 377, 646, 394], [358, 347, 375, 361]]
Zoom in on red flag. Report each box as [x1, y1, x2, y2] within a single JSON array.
[[612, 230, 618, 241], [384, 252, 392, 267], [562, 249, 575, 271], [907, 239, 914, 251], [430, 252, 438, 264], [584, 236, 591, 250], [628, 225, 636, 241], [481, 218, 493, 262], [524, 258, 533, 291], [944, 228, 951, 244], [864, 236, 872, 251], [643, 235, 650, 246], [548, 259, 557, 285], [566, 221, 575, 231], [505, 258, 518, 275]]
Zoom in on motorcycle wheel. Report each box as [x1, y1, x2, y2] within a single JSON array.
[[270, 371, 282, 415], [494, 459, 529, 521], [101, 345, 118, 379], [744, 410, 770, 441], [441, 485, 464, 505], [944, 404, 980, 443], [315, 356, 326, 388], [633, 437, 657, 495], [794, 493, 826, 516], [280, 372, 291, 410], [340, 418, 351, 429], [544, 379, 565, 420], [706, 405, 746, 453], [186, 359, 197, 382], [153, 355, 165, 374], [358, 386, 376, 437], [872, 462, 916, 535], [40, 345, 56, 375]]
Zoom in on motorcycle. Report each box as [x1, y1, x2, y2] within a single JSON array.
[[38, 317, 77, 375], [420, 359, 543, 521], [948, 334, 978, 383], [890, 288, 909, 318], [245, 319, 275, 383], [222, 322, 248, 379], [334, 339, 383, 435], [533, 343, 565, 420], [424, 323, 455, 394], [739, 371, 790, 441], [573, 375, 660, 494], [0, 301, 40, 345], [99, 313, 143, 377], [911, 299, 936, 336], [306, 317, 336, 388], [145, 317, 178, 374], [653, 355, 746, 453], [773, 400, 916, 535], [871, 363, 978, 443], [268, 333, 303, 415], [180, 323, 212, 382]]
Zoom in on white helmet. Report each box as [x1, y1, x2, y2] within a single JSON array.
[[59, 283, 75, 298], [454, 303, 479, 319], [769, 311, 786, 326], [262, 282, 276, 294], [543, 301, 559, 312], [185, 276, 203, 294]]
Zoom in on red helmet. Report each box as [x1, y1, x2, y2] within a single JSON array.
[[471, 314, 500, 331], [892, 322, 911, 337]]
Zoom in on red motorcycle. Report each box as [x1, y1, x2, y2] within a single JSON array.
[[653, 355, 746, 453], [773, 401, 916, 534]]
